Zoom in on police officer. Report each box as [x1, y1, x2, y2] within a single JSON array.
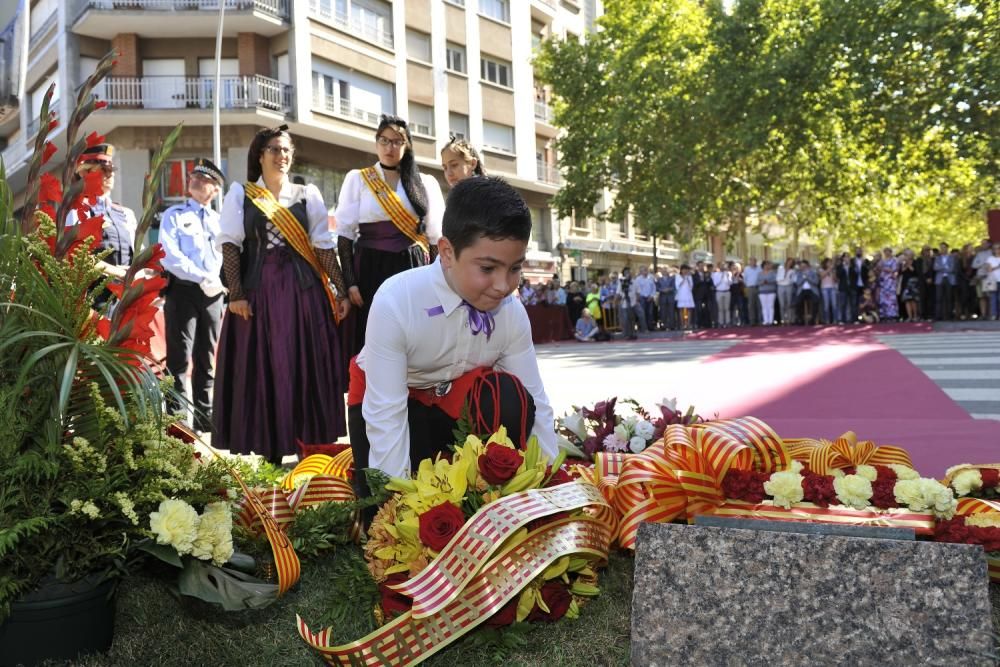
[[159, 158, 226, 433], [66, 144, 138, 295]]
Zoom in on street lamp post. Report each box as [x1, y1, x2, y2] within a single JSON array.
[[213, 1, 225, 208]]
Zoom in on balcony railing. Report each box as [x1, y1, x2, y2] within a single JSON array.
[[99, 76, 291, 113], [312, 92, 381, 127], [537, 159, 562, 185], [77, 0, 289, 21], [534, 100, 553, 123], [29, 11, 58, 45], [308, 0, 393, 49]]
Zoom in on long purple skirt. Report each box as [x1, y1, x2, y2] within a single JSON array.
[[213, 247, 345, 460]]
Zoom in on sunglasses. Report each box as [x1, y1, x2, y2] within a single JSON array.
[[80, 162, 115, 174]]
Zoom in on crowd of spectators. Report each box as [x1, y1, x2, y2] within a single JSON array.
[[519, 238, 1000, 341]]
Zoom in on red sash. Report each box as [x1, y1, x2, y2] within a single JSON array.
[[348, 356, 490, 420]]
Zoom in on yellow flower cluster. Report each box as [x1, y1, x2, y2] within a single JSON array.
[[966, 513, 1000, 529], [950, 469, 984, 497], [833, 474, 874, 509], [893, 478, 957, 519], [764, 471, 804, 509], [149, 498, 235, 562], [63, 436, 108, 474], [150, 499, 200, 555], [69, 499, 101, 519], [190, 502, 235, 566]]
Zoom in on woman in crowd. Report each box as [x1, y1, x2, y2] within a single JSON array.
[[566, 280, 586, 325], [957, 243, 976, 320], [876, 247, 899, 320], [586, 282, 604, 331], [899, 255, 921, 322], [335, 115, 445, 357], [214, 125, 350, 463], [776, 258, 797, 325], [730, 261, 746, 326], [819, 258, 838, 324], [675, 264, 695, 330], [984, 244, 1000, 320], [758, 260, 778, 325], [440, 135, 485, 187], [836, 252, 852, 324]]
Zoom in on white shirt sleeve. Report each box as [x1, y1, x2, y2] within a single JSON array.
[[495, 303, 558, 458], [333, 170, 362, 242], [421, 173, 444, 245], [361, 294, 413, 478], [217, 182, 246, 248], [304, 183, 334, 249]]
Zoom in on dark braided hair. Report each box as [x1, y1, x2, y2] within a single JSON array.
[[441, 134, 486, 177], [376, 115, 428, 221], [247, 124, 293, 183]]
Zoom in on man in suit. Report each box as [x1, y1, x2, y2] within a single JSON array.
[[692, 260, 715, 328], [934, 242, 956, 320], [846, 247, 870, 323], [159, 158, 226, 433]]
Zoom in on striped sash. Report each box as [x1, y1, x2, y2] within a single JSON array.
[[359, 167, 429, 252], [244, 182, 340, 323]]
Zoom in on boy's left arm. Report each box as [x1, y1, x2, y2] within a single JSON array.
[[495, 303, 558, 458]]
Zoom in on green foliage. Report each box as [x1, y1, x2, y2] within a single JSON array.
[[535, 0, 999, 249]]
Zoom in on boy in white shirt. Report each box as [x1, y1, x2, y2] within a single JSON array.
[[347, 177, 557, 498]]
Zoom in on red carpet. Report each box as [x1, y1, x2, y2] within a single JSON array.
[[672, 329, 1000, 477]]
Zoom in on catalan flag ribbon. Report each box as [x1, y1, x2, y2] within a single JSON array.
[[783, 430, 914, 473]]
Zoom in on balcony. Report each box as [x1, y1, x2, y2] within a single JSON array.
[[309, 0, 394, 50], [534, 100, 553, 124], [72, 0, 289, 39], [29, 11, 58, 46], [312, 92, 381, 127], [99, 75, 291, 113], [537, 159, 562, 185]]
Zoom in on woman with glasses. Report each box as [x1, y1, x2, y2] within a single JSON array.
[[213, 125, 351, 464], [65, 143, 138, 284], [334, 115, 444, 357]]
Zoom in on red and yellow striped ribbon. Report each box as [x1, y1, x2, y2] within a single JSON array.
[[955, 497, 1000, 582], [390, 481, 609, 620], [244, 182, 341, 323], [298, 514, 613, 666], [281, 449, 354, 491], [610, 417, 788, 549], [784, 430, 913, 473], [359, 167, 429, 253]]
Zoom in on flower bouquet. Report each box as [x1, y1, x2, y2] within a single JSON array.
[[296, 428, 616, 665], [944, 464, 1000, 499], [557, 396, 702, 457], [934, 497, 1000, 582]]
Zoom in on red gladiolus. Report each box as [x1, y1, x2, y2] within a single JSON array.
[[85, 131, 106, 148], [41, 141, 57, 165], [38, 172, 62, 206], [81, 169, 105, 201], [47, 117, 58, 131]]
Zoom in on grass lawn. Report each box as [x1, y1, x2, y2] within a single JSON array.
[[74, 548, 634, 667], [67, 547, 1000, 666]]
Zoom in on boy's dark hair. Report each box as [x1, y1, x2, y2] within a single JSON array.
[[442, 176, 531, 256]]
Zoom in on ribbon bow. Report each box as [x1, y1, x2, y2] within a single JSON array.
[[461, 300, 496, 340], [783, 431, 913, 473]]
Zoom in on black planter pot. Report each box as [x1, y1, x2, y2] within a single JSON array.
[[0, 575, 117, 667]]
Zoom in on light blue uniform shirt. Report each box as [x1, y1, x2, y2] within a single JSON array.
[[159, 198, 222, 284]]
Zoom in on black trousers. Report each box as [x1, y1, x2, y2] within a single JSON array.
[[164, 281, 223, 431], [348, 371, 536, 504]]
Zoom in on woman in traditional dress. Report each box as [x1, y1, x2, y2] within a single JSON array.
[[335, 115, 445, 358], [440, 135, 486, 187], [876, 247, 899, 320], [213, 125, 350, 463]]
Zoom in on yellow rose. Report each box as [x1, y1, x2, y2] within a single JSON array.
[[833, 474, 873, 509], [951, 469, 983, 497], [149, 498, 199, 555], [764, 471, 804, 509], [855, 465, 878, 482]]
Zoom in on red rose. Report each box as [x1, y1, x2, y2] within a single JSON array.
[[544, 465, 572, 488], [527, 582, 572, 623], [802, 473, 838, 507], [870, 478, 898, 509], [484, 597, 518, 628], [478, 443, 524, 485], [418, 502, 466, 551], [379, 573, 412, 618]]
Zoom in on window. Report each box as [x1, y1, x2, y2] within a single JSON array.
[[408, 102, 434, 137], [445, 43, 466, 74], [479, 0, 509, 23], [311, 57, 394, 126], [449, 112, 469, 139], [483, 121, 514, 154], [406, 29, 432, 63], [480, 56, 511, 88], [311, 0, 393, 48]]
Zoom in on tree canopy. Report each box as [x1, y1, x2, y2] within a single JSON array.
[[534, 0, 999, 251]]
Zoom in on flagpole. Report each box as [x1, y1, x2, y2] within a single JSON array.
[[213, 1, 225, 208]]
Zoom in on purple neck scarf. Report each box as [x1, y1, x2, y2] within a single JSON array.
[[462, 300, 495, 340]]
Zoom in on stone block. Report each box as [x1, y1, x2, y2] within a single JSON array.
[[631, 522, 993, 666]]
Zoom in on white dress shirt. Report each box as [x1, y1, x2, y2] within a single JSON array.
[[742, 265, 762, 287], [159, 198, 222, 287], [334, 164, 443, 244], [712, 270, 733, 291], [633, 273, 656, 299], [358, 260, 557, 477], [217, 179, 334, 250]]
